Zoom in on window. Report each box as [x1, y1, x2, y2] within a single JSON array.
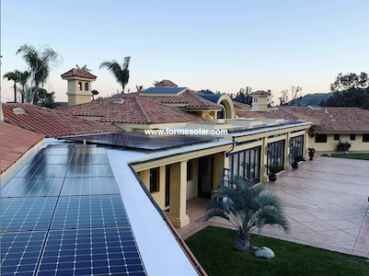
[[267, 140, 285, 174], [84, 82, 89, 91], [78, 82, 83, 91], [290, 135, 304, 163], [315, 134, 327, 143], [230, 146, 261, 183], [334, 134, 340, 141], [363, 134, 369, 143], [350, 134, 356, 141], [149, 168, 160, 193]]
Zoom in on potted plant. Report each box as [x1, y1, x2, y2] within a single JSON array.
[[308, 148, 316, 161], [291, 159, 299, 169], [268, 167, 278, 182], [336, 141, 351, 153]]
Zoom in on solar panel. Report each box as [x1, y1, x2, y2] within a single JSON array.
[[16, 164, 68, 179], [0, 197, 57, 232], [1, 231, 47, 276], [0, 177, 64, 197], [143, 86, 186, 95], [37, 228, 145, 276], [51, 195, 129, 230], [61, 177, 120, 196], [66, 132, 216, 151], [1, 144, 147, 275], [66, 164, 113, 177], [70, 152, 110, 165]]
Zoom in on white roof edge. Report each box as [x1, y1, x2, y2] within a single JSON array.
[[107, 149, 199, 276]]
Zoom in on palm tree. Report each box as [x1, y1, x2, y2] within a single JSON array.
[[16, 44, 58, 103], [3, 70, 20, 102], [18, 71, 31, 103], [100, 56, 130, 93], [207, 177, 289, 252]]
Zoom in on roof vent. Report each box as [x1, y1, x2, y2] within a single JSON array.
[[12, 107, 26, 115]]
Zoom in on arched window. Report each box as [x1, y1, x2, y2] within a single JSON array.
[[217, 105, 225, 119]]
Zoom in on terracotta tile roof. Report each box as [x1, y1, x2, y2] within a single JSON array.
[[236, 106, 369, 133], [3, 103, 118, 138], [60, 94, 203, 124], [144, 89, 221, 111], [61, 68, 97, 80], [0, 123, 44, 174]]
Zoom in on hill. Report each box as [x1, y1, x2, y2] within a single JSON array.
[[288, 92, 333, 106]]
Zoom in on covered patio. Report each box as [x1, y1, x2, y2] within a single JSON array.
[[179, 157, 369, 258]]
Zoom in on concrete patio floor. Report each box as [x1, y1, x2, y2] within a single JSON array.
[[180, 157, 369, 258]]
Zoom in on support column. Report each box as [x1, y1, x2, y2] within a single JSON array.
[[169, 161, 190, 228], [260, 137, 269, 184], [304, 131, 309, 159], [138, 170, 150, 188], [212, 152, 225, 189], [284, 133, 290, 170]]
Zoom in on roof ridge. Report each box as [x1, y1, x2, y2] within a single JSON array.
[[135, 96, 152, 124]]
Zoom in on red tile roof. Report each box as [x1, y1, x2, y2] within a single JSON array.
[[3, 103, 118, 138], [237, 106, 369, 133], [144, 90, 221, 111], [0, 122, 44, 174], [61, 68, 97, 80], [60, 94, 203, 124]]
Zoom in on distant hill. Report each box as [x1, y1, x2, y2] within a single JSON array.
[[288, 92, 333, 106]]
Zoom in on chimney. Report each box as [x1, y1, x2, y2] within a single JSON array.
[[251, 90, 271, 112]]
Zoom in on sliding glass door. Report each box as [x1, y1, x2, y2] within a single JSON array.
[[267, 140, 285, 174], [229, 146, 261, 184], [289, 135, 304, 163]]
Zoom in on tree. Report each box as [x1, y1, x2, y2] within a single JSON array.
[[323, 72, 369, 109], [331, 72, 369, 91], [233, 87, 253, 105], [18, 71, 31, 103], [323, 87, 369, 109], [100, 56, 130, 93], [3, 70, 21, 102], [207, 177, 289, 252], [16, 44, 58, 103], [91, 89, 99, 100], [33, 88, 55, 108]]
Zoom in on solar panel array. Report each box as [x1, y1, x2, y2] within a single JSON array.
[[66, 132, 216, 151], [0, 143, 146, 276]]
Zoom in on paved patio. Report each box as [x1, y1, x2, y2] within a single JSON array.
[[180, 157, 369, 258]]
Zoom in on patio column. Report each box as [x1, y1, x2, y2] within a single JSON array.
[[169, 161, 190, 228], [260, 137, 269, 184], [138, 170, 149, 188], [304, 131, 309, 159], [284, 133, 290, 169], [212, 152, 225, 189]]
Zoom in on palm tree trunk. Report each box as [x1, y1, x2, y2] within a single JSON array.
[[234, 230, 251, 252], [13, 82, 17, 103], [122, 84, 125, 94], [21, 85, 25, 103]]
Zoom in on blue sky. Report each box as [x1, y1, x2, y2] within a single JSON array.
[[1, 0, 369, 102]]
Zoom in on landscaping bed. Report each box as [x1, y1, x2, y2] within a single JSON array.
[[328, 153, 369, 160], [186, 227, 369, 276]]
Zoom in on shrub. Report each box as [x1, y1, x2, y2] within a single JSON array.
[[336, 142, 351, 152]]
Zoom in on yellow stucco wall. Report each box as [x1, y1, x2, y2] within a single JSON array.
[[66, 79, 93, 105], [310, 134, 369, 152]]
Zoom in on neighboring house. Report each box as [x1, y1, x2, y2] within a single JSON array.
[[236, 105, 369, 152], [2, 103, 118, 138], [0, 122, 43, 178]]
